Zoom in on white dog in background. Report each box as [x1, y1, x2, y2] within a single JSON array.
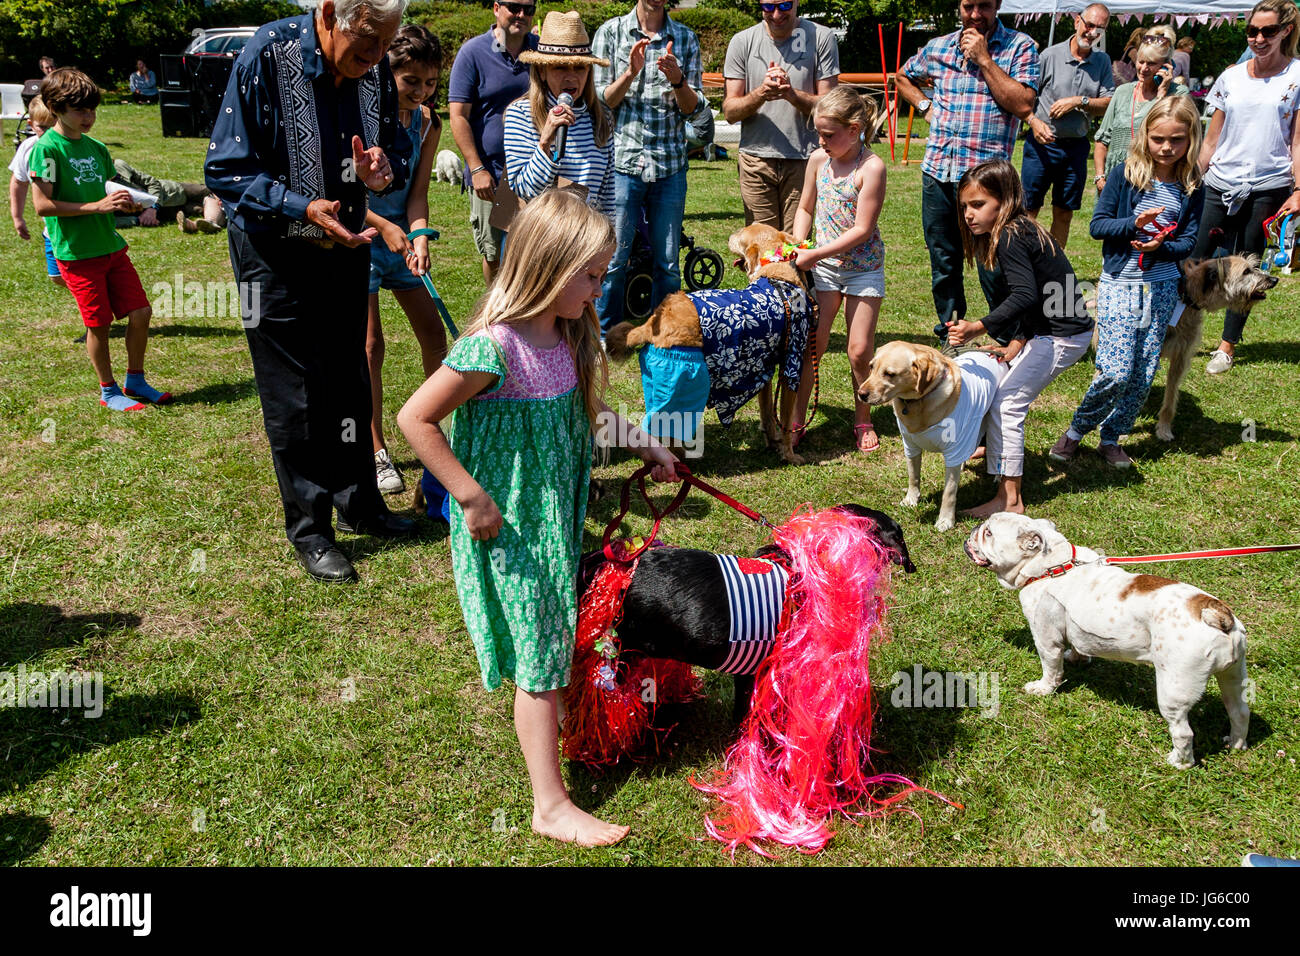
[[964, 512, 1250, 769], [434, 150, 464, 185]]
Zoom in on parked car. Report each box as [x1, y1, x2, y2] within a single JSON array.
[[184, 27, 258, 58]]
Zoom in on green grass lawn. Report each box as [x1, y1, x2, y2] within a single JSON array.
[[1, 103, 1297, 866]]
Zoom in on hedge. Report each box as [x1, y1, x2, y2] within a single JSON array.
[[405, 0, 758, 79]]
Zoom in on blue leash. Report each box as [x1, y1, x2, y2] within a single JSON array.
[[405, 227, 459, 338], [404, 227, 454, 521]]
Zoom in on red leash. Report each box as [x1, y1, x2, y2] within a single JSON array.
[[1105, 543, 1300, 565], [1023, 542, 1300, 586], [602, 463, 771, 563]]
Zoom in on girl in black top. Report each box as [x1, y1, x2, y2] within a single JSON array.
[[946, 160, 1095, 517]]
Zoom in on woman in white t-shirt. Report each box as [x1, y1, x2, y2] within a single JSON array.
[[1192, 0, 1300, 375]]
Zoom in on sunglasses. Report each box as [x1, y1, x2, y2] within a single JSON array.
[[499, 2, 535, 16], [1247, 23, 1284, 38], [760, 2, 795, 12], [1142, 34, 1172, 45], [1079, 18, 1107, 33]]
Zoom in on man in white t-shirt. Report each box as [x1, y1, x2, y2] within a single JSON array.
[[722, 0, 839, 231]]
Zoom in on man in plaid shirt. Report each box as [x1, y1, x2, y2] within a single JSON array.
[[896, 0, 1039, 334], [592, 0, 713, 333]]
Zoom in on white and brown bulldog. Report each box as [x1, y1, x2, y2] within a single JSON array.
[[964, 513, 1250, 769], [858, 341, 1007, 531]]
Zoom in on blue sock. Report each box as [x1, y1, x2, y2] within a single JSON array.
[[123, 369, 172, 404], [100, 382, 145, 411]]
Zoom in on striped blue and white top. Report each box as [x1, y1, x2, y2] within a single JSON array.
[[715, 555, 790, 676], [503, 94, 614, 219], [1110, 180, 1184, 284]]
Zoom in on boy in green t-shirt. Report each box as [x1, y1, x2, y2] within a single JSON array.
[[30, 68, 169, 410]]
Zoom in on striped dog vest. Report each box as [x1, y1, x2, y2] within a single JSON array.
[[716, 555, 790, 675]]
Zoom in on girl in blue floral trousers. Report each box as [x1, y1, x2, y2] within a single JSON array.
[[1051, 97, 1205, 470]]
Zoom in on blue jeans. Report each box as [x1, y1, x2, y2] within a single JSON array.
[[921, 173, 1003, 327], [597, 166, 688, 333]]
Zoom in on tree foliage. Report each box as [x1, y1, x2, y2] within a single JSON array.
[[0, 0, 300, 87]]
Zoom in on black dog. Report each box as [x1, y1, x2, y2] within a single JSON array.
[[583, 506, 915, 719]]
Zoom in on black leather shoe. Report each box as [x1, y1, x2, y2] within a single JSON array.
[[336, 511, 417, 537], [295, 546, 358, 582]]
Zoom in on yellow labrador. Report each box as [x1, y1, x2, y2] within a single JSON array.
[[859, 341, 1006, 531]]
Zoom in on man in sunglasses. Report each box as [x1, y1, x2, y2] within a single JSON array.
[[593, 0, 713, 333], [1021, 3, 1113, 249], [722, 0, 840, 231], [896, 0, 1039, 336], [205, 0, 415, 582], [448, 0, 538, 285]]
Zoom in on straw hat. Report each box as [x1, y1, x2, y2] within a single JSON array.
[[519, 11, 609, 68]]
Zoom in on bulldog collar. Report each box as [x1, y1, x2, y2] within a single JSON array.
[[1021, 543, 1078, 586]]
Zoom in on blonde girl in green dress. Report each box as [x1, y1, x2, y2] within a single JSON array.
[[398, 189, 679, 847]]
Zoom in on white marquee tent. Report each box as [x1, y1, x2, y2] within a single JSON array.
[[999, 1, 1260, 46], [1001, 0, 1254, 17]]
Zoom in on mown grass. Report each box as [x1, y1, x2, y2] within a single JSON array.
[[0, 103, 1297, 866]]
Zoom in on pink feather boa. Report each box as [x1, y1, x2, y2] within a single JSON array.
[[692, 507, 953, 855]]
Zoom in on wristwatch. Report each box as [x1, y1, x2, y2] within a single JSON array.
[[917, 97, 932, 114], [1081, 96, 1090, 107], [671, 77, 685, 89]]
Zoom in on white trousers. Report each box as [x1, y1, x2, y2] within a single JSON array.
[[985, 330, 1093, 477]]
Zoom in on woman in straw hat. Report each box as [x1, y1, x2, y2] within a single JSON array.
[[503, 11, 614, 218]]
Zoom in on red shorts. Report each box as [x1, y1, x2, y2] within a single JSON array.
[[57, 247, 150, 328]]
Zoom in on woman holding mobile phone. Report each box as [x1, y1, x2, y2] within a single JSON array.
[[1094, 36, 1187, 191]]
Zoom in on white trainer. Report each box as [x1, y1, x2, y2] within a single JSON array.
[[1206, 350, 1234, 375], [375, 449, 405, 495]]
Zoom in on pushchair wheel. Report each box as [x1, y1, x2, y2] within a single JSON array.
[[684, 247, 724, 291], [624, 269, 654, 322]]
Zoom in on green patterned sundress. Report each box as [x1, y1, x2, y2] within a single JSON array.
[[443, 324, 592, 693]]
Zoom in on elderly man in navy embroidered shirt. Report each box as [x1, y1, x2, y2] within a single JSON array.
[[205, 0, 415, 583]]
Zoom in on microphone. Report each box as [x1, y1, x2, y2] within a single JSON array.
[[554, 92, 573, 161]]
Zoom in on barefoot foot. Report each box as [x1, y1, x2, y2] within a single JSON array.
[[961, 496, 1025, 519], [533, 800, 629, 847]]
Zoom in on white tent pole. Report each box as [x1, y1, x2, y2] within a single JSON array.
[[1047, 0, 1059, 46]]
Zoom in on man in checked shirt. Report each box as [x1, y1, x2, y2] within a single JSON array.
[[896, 0, 1040, 339], [592, 0, 713, 334]]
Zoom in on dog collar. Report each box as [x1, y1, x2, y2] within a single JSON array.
[[898, 369, 947, 415], [1021, 544, 1077, 586]]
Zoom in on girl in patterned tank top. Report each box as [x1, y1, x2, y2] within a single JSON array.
[[789, 88, 888, 454]]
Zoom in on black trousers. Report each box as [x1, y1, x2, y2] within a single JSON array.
[[921, 173, 1004, 325], [228, 223, 386, 552], [1191, 183, 1291, 344]]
